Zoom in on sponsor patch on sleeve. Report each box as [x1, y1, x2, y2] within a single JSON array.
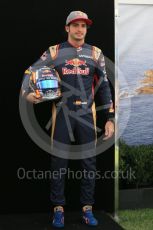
[[24, 69, 31, 75]]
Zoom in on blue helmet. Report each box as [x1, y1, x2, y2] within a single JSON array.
[[30, 66, 61, 101]]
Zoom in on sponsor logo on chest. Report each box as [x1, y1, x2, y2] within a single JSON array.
[[62, 58, 89, 75]]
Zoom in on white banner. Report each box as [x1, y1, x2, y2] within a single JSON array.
[[119, 0, 153, 5], [118, 3, 153, 145]]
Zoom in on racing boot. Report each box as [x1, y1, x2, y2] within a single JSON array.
[[82, 205, 98, 226], [52, 206, 64, 228]]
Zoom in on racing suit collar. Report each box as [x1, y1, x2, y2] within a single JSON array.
[[67, 40, 85, 48]]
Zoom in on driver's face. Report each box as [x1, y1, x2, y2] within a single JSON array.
[[66, 21, 87, 41]]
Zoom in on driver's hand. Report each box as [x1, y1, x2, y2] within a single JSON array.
[[103, 120, 114, 140], [26, 92, 43, 104]]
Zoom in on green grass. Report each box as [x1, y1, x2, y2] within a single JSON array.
[[118, 209, 153, 230]]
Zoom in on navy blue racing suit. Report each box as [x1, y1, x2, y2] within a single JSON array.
[[22, 41, 114, 206]]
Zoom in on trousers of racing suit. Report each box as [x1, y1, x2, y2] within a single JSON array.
[[21, 41, 114, 206], [50, 97, 97, 205]]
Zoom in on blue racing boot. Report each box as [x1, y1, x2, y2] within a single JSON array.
[[52, 206, 64, 228], [82, 205, 98, 226]]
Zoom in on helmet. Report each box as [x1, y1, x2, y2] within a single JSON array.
[[30, 66, 61, 101]]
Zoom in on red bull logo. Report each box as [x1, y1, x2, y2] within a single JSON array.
[[65, 58, 87, 67], [63, 58, 89, 75], [43, 69, 51, 73], [62, 67, 89, 75]]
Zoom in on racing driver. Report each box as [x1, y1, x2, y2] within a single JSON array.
[[21, 10, 115, 228]]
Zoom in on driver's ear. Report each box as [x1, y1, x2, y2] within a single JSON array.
[[65, 26, 69, 33]]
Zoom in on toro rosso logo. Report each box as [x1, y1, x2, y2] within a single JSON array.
[[62, 58, 89, 75]]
